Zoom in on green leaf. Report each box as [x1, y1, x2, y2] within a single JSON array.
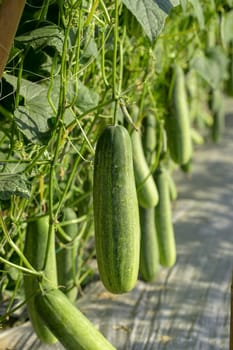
[[3, 73, 99, 143], [188, 0, 205, 29], [69, 81, 99, 113], [15, 25, 64, 56], [222, 11, 233, 46], [179, 0, 204, 29], [3, 74, 53, 144], [122, 0, 179, 42], [191, 46, 229, 89], [0, 173, 30, 200]]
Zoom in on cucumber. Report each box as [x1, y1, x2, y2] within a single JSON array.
[[154, 167, 176, 267], [131, 128, 158, 208], [93, 125, 140, 294], [226, 44, 233, 97], [23, 216, 57, 344], [180, 158, 193, 174], [166, 170, 177, 201], [141, 114, 157, 167], [166, 64, 192, 165], [56, 208, 79, 303], [35, 288, 116, 350], [139, 206, 160, 282], [209, 89, 225, 143]]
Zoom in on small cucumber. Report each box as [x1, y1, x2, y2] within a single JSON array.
[[226, 45, 233, 97], [166, 64, 192, 165], [154, 167, 176, 267], [131, 128, 158, 208], [139, 206, 160, 282], [35, 288, 116, 350], [93, 125, 140, 294], [23, 216, 57, 344], [141, 114, 157, 168], [166, 170, 178, 201], [209, 89, 225, 143], [56, 208, 79, 303]]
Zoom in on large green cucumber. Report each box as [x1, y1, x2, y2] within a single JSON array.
[[154, 167, 176, 267], [93, 125, 140, 294], [141, 114, 157, 168], [56, 208, 79, 303], [166, 64, 192, 165], [139, 206, 160, 282], [23, 215, 57, 344], [131, 128, 158, 208], [35, 288, 116, 350]]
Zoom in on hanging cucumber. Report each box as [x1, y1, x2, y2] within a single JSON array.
[[154, 167, 176, 267], [139, 206, 160, 282], [93, 125, 140, 294], [209, 88, 225, 143], [35, 288, 116, 350], [56, 208, 79, 303], [23, 215, 57, 344], [131, 128, 158, 208], [166, 170, 178, 201], [227, 46, 233, 96], [141, 113, 157, 168], [166, 64, 193, 165]]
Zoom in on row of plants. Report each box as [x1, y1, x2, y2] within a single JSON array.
[[0, 0, 233, 349]]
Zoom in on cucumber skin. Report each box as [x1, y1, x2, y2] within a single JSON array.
[[166, 65, 192, 165], [23, 216, 57, 344], [93, 125, 140, 294], [154, 168, 176, 267], [139, 206, 160, 282], [131, 129, 158, 208], [35, 288, 116, 350], [56, 208, 79, 303]]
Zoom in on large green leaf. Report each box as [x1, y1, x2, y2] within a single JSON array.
[[122, 0, 179, 42], [0, 174, 30, 200], [15, 25, 64, 56], [3, 74, 99, 144], [4, 74, 53, 144]]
